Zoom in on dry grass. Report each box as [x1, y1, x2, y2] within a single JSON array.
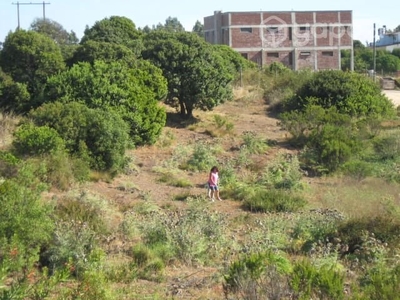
[[0, 111, 19, 148], [306, 176, 400, 218]]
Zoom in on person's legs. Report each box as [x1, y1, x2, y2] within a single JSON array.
[[216, 188, 222, 201], [209, 186, 216, 201]]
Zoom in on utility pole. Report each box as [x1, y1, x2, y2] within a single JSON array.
[[12, 1, 51, 30], [373, 23, 377, 82]]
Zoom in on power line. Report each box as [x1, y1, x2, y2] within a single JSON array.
[[12, 1, 51, 30]]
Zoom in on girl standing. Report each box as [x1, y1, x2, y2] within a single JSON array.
[[208, 166, 222, 201]]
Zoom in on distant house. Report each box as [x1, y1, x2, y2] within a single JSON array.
[[204, 10, 354, 71], [373, 27, 400, 52]]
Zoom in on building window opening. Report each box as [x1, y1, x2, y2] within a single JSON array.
[[322, 51, 334, 56], [299, 26, 310, 31], [267, 52, 279, 58], [241, 53, 249, 59], [300, 51, 311, 56], [240, 27, 253, 33]]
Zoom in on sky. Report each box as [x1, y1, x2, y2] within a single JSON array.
[[0, 0, 398, 46]]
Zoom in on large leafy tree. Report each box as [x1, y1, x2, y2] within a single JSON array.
[[81, 16, 143, 55], [43, 60, 167, 145], [67, 40, 137, 66], [0, 30, 65, 104], [0, 68, 30, 113], [142, 31, 234, 117], [30, 18, 79, 60], [192, 20, 204, 38], [156, 16, 185, 32]]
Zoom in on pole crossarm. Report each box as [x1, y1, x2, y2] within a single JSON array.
[[11, 1, 51, 29]]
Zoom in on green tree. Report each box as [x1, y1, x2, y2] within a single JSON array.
[[284, 70, 395, 118], [67, 40, 137, 67], [0, 68, 30, 113], [392, 48, 400, 59], [30, 18, 79, 60], [81, 16, 143, 55], [0, 30, 65, 106], [156, 16, 185, 32], [43, 60, 167, 145], [192, 20, 204, 38], [142, 31, 234, 117]]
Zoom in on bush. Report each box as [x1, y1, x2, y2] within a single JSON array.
[[241, 131, 269, 154], [284, 70, 396, 118], [223, 251, 292, 299], [242, 188, 307, 213], [12, 124, 65, 156], [29, 102, 130, 172], [185, 142, 218, 172], [291, 259, 345, 300]]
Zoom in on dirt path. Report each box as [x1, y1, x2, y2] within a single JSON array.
[[383, 89, 400, 107]]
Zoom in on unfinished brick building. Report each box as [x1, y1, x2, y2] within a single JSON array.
[[204, 10, 354, 70]]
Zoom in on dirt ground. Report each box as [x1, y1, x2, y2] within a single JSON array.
[[383, 89, 400, 107]]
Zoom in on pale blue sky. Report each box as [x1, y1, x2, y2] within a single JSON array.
[[0, 0, 398, 45]]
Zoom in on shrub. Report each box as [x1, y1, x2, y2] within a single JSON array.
[[291, 259, 345, 300], [29, 102, 130, 172], [223, 251, 292, 299], [185, 142, 218, 172], [283, 70, 396, 118], [12, 124, 65, 156], [373, 131, 400, 160], [241, 131, 269, 154], [260, 153, 304, 190], [340, 159, 374, 181], [242, 188, 306, 213]]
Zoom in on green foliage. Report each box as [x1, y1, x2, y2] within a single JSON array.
[[260, 153, 304, 190], [284, 70, 395, 118], [242, 188, 307, 213], [0, 174, 53, 258], [334, 213, 400, 255], [0, 68, 30, 114], [241, 131, 269, 154], [223, 251, 292, 299], [43, 60, 167, 145], [67, 40, 137, 67], [30, 18, 79, 61], [340, 159, 374, 181], [185, 142, 219, 172], [0, 30, 65, 102], [142, 31, 234, 117], [81, 16, 143, 55], [0, 150, 20, 178], [134, 201, 228, 266], [291, 259, 345, 300], [290, 209, 344, 253], [357, 262, 400, 299], [131, 244, 166, 282], [29, 101, 130, 172], [12, 124, 65, 156], [372, 131, 400, 160]]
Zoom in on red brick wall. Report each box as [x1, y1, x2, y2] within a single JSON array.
[[296, 51, 315, 69], [316, 11, 338, 23], [340, 11, 352, 23], [231, 12, 261, 25], [262, 12, 292, 25], [341, 26, 352, 46], [317, 50, 339, 69], [231, 27, 262, 48], [295, 12, 314, 24], [204, 16, 214, 31], [262, 27, 292, 48]]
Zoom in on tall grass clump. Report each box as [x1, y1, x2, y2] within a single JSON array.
[[241, 131, 269, 154], [242, 189, 307, 213]]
